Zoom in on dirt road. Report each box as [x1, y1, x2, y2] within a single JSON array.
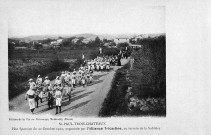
[[9, 59, 129, 117]]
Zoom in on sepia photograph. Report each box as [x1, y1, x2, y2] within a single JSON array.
[[8, 1, 166, 117], [1, 0, 210, 134]]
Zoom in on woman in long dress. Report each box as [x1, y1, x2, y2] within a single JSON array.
[[25, 88, 36, 114]]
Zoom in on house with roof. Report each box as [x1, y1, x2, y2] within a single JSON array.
[[72, 38, 79, 44], [82, 38, 91, 44], [50, 39, 63, 48], [114, 37, 130, 44]]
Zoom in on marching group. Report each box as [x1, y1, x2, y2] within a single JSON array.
[[25, 55, 119, 115]]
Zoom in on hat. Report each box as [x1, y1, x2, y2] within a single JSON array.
[[45, 76, 49, 79], [28, 78, 33, 81], [38, 75, 40, 78]]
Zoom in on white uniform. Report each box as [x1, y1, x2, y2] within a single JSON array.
[[36, 78, 42, 85], [44, 79, 50, 85], [88, 65, 91, 71], [65, 74, 71, 83], [89, 75, 93, 83], [71, 74, 76, 84], [91, 64, 95, 70], [96, 64, 100, 70], [29, 82, 36, 90], [106, 63, 110, 70], [55, 79, 61, 85], [26, 89, 35, 109], [55, 90, 62, 106], [60, 73, 66, 84], [81, 76, 86, 85], [100, 64, 104, 70]]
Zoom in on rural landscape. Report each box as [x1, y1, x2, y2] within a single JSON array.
[[9, 33, 166, 117]]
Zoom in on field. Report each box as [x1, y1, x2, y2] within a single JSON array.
[[10, 48, 99, 60]]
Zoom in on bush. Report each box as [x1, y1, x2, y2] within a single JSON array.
[[103, 47, 119, 56], [117, 42, 129, 50], [130, 35, 166, 98], [89, 50, 99, 59]]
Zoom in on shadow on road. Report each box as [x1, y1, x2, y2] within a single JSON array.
[[93, 73, 109, 80], [61, 100, 91, 113], [62, 91, 94, 107], [35, 106, 54, 114], [87, 80, 103, 86], [35, 91, 94, 114], [71, 89, 86, 96], [61, 89, 86, 102]]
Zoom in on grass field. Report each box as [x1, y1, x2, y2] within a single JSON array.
[[10, 48, 99, 60]]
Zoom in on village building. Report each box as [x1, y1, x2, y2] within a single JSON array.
[[82, 38, 91, 44], [114, 38, 130, 44], [42, 44, 52, 49], [72, 38, 79, 44], [50, 39, 63, 48]]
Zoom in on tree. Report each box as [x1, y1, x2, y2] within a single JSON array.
[[34, 43, 43, 49], [117, 42, 129, 50], [8, 43, 15, 59], [103, 38, 108, 43], [94, 36, 102, 46]]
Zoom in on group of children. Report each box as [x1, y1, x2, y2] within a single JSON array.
[[25, 56, 113, 114]]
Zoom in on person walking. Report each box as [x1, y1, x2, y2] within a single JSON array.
[[36, 75, 43, 86], [55, 76, 61, 86], [28, 78, 36, 90], [81, 75, 86, 87], [54, 86, 62, 114], [25, 88, 36, 114], [43, 76, 51, 91], [72, 70, 77, 88]]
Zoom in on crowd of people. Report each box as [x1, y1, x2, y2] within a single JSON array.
[[25, 54, 122, 115]]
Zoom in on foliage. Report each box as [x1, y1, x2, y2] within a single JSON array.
[[8, 43, 15, 59], [99, 35, 166, 117], [117, 42, 129, 50], [89, 50, 100, 59], [61, 37, 76, 47], [34, 43, 43, 49], [103, 47, 119, 56], [130, 35, 166, 98], [37, 38, 56, 44]]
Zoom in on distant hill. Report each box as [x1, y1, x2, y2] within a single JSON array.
[[74, 33, 97, 38], [9, 34, 73, 42], [9, 33, 165, 42]]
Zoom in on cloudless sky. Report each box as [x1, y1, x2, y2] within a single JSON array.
[[8, 0, 165, 37]]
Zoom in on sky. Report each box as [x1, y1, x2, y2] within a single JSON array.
[[8, 0, 165, 37]]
